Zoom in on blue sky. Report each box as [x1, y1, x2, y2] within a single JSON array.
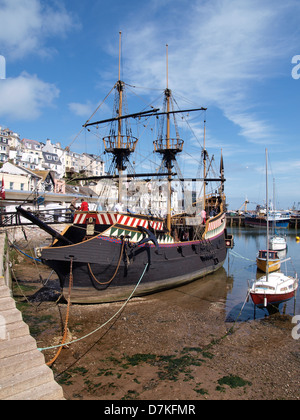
[[0, 0, 300, 210]]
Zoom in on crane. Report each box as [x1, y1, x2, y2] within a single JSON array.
[[237, 199, 249, 215]]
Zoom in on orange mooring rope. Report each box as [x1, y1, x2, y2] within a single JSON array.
[[46, 257, 73, 366], [87, 239, 125, 285]]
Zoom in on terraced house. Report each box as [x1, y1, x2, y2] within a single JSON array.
[[0, 125, 105, 180]]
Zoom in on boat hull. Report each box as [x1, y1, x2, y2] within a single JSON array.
[[268, 237, 287, 251], [249, 272, 298, 307], [256, 257, 280, 273], [41, 230, 227, 303], [250, 290, 296, 307], [244, 217, 289, 228]]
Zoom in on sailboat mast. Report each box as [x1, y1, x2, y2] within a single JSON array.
[[273, 177, 276, 235], [266, 148, 269, 280]]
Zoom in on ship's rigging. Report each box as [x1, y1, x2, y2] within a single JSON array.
[[72, 36, 223, 224], [14, 32, 232, 306]]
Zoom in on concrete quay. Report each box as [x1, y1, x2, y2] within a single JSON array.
[[0, 232, 65, 400]]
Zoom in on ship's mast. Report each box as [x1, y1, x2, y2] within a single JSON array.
[[117, 31, 123, 201], [84, 38, 208, 218], [154, 45, 184, 233], [166, 45, 170, 150], [166, 45, 172, 232], [102, 31, 138, 203], [203, 119, 206, 210]]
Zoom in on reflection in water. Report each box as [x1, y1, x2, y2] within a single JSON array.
[[145, 267, 233, 315]]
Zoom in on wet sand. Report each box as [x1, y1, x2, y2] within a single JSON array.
[[11, 247, 300, 401]]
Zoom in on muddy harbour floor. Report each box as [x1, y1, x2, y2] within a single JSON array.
[[9, 230, 300, 401]]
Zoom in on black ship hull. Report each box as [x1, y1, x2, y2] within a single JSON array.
[[40, 212, 229, 303]]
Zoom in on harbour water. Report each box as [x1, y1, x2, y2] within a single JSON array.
[[148, 226, 300, 323], [225, 226, 299, 321]]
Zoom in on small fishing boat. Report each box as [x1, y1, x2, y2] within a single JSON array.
[[256, 249, 280, 273], [249, 272, 298, 307]]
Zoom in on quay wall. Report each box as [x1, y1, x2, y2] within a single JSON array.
[[0, 231, 11, 290], [0, 228, 65, 400]]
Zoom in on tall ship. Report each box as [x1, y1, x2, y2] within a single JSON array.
[[18, 36, 233, 303]]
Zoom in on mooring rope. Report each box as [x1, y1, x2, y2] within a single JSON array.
[[38, 262, 149, 354], [9, 240, 41, 262], [229, 249, 255, 262], [46, 257, 74, 366]]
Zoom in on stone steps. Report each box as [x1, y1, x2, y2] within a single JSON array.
[[0, 276, 65, 400], [4, 380, 65, 401]]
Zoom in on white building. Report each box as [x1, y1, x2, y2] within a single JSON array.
[[2, 133, 106, 180], [10, 138, 45, 171], [0, 127, 21, 163], [0, 162, 42, 193]]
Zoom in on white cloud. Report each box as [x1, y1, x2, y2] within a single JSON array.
[[224, 112, 277, 144], [120, 0, 300, 144], [68, 101, 95, 118], [0, 0, 78, 59], [68, 100, 113, 125], [0, 1, 78, 121], [0, 72, 59, 120]]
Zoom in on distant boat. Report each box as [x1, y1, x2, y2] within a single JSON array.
[[244, 212, 290, 228], [269, 235, 287, 251], [256, 249, 280, 273]]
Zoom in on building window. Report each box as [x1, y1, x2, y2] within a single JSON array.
[[20, 183, 24, 191], [9, 182, 13, 190]]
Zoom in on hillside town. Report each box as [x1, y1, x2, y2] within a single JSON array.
[[0, 125, 109, 212], [0, 125, 105, 183], [0, 125, 179, 217]]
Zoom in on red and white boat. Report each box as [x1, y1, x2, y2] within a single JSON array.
[[249, 272, 298, 307]]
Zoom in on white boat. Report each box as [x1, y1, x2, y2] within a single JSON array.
[[269, 235, 287, 251]]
